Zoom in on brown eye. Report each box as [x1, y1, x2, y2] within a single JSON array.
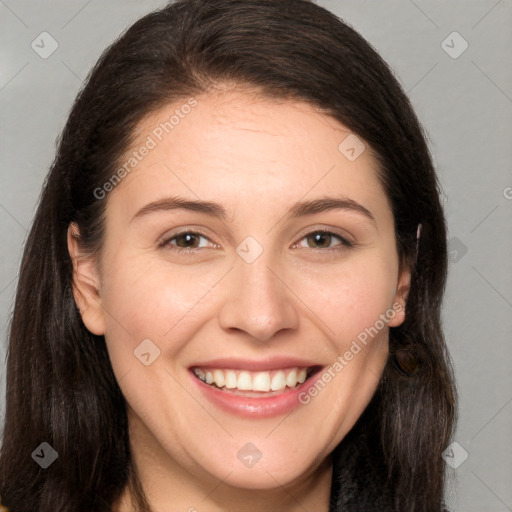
[[306, 232, 333, 249], [173, 233, 202, 249], [299, 230, 353, 250], [160, 231, 213, 252]]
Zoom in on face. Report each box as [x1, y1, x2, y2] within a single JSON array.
[[69, 90, 410, 494]]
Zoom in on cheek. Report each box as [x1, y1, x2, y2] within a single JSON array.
[[99, 251, 228, 358], [291, 251, 398, 345]]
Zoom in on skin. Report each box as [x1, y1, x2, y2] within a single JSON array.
[[68, 89, 411, 512]]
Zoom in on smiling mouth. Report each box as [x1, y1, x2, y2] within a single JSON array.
[[191, 366, 321, 397]]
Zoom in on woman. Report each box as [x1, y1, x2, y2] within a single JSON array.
[[0, 0, 456, 510]]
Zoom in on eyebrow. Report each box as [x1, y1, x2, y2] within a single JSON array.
[[289, 196, 375, 224], [131, 195, 376, 225], [131, 196, 227, 222]]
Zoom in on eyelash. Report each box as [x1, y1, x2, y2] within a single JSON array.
[[159, 229, 354, 254]]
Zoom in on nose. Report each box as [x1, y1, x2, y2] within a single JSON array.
[[218, 253, 299, 342]]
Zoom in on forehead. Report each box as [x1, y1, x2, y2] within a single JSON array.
[[108, 90, 390, 224]]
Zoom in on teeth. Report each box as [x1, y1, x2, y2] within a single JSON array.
[[286, 369, 297, 387], [253, 372, 271, 392], [213, 369, 225, 388], [225, 370, 237, 389], [237, 371, 252, 391], [193, 366, 311, 393], [270, 370, 286, 391]]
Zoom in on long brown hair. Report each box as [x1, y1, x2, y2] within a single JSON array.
[[0, 1, 456, 510]]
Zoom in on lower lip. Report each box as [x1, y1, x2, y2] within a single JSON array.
[[189, 368, 324, 418]]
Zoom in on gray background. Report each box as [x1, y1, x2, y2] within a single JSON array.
[[1, 1, 511, 510]]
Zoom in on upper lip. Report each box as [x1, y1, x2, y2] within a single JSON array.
[[189, 357, 323, 372]]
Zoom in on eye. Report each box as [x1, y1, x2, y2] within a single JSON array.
[[294, 230, 353, 250], [159, 231, 216, 252]]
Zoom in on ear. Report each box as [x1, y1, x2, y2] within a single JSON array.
[[387, 265, 411, 328], [67, 222, 106, 335]]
